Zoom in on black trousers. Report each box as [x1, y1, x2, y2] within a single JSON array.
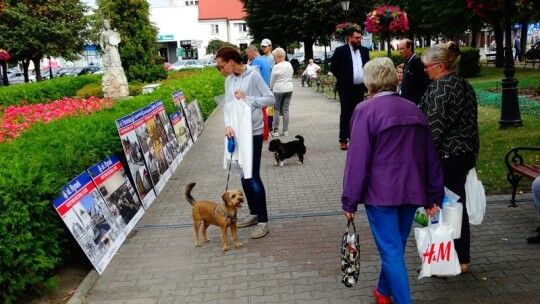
[[338, 85, 366, 142], [440, 152, 476, 264]]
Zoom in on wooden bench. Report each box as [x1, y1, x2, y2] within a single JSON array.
[[523, 56, 540, 70], [316, 73, 337, 100], [485, 53, 496, 67], [505, 147, 540, 207]]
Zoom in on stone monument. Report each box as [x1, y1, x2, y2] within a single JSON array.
[[100, 20, 129, 98]]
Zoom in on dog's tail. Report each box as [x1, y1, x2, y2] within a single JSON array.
[[295, 135, 304, 143], [184, 182, 197, 206]]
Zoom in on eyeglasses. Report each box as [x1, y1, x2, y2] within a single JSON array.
[[424, 62, 440, 69], [216, 61, 228, 71]]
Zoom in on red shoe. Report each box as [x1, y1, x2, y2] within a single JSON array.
[[373, 288, 392, 304]]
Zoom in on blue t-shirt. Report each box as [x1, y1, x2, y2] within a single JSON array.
[[250, 56, 271, 86]]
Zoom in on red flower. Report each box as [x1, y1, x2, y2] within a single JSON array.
[[365, 5, 409, 37]]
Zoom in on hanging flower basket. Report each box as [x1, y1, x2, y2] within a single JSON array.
[[334, 22, 362, 42], [365, 5, 409, 56], [0, 49, 10, 63]]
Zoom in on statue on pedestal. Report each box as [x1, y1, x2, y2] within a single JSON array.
[[100, 19, 129, 98]]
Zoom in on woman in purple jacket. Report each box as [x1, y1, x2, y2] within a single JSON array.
[[342, 57, 444, 304]]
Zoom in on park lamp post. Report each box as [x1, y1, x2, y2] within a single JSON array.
[[341, 0, 350, 22], [499, 0, 522, 128]]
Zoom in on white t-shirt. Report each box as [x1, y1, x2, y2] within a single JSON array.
[[270, 61, 294, 93]]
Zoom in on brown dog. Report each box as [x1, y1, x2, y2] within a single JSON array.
[[184, 182, 244, 252]]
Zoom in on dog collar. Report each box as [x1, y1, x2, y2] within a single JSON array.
[[214, 206, 236, 224]]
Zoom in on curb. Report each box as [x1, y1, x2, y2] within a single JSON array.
[[67, 269, 99, 304]]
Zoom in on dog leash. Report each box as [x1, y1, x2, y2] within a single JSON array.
[[225, 136, 235, 191]]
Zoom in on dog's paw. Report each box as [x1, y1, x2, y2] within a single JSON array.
[[204, 238, 210, 243], [234, 242, 244, 248], [194, 242, 201, 247], [297, 161, 303, 165], [222, 246, 230, 252], [274, 162, 279, 166], [279, 162, 284, 167]]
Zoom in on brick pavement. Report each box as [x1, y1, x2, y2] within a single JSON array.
[[81, 78, 540, 304]]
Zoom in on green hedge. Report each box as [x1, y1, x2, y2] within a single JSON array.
[[0, 68, 224, 302]]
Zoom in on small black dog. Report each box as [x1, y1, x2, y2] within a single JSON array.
[[268, 135, 306, 166]]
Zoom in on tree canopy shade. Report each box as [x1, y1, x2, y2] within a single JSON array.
[[97, 0, 166, 82], [240, 0, 376, 63], [0, 0, 88, 83]]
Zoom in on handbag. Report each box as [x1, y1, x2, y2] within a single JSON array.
[[414, 210, 461, 279], [465, 168, 486, 225], [341, 219, 360, 287]]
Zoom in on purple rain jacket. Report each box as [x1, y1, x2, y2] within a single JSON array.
[[342, 93, 444, 213]]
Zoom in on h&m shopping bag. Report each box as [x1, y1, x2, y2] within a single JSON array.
[[465, 168, 486, 225], [341, 219, 360, 287], [414, 211, 461, 279]]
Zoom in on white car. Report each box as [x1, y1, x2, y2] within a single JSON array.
[[198, 58, 217, 67], [7, 72, 36, 84], [169, 59, 204, 71]]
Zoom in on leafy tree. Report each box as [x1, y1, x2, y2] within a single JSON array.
[[240, 0, 375, 64], [206, 39, 239, 55], [0, 0, 88, 83], [97, 0, 166, 82]]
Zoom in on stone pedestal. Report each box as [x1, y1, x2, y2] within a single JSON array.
[[102, 67, 129, 98]]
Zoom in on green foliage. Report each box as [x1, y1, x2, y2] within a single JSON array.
[[96, 0, 163, 83], [458, 47, 480, 77], [206, 39, 239, 55], [0, 68, 223, 302], [0, 75, 101, 107], [76, 83, 104, 98]]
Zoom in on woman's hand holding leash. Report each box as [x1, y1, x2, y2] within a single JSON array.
[[225, 127, 235, 138], [234, 90, 245, 100]]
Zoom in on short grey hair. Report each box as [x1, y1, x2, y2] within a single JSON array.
[[272, 47, 286, 59], [421, 41, 461, 73], [246, 44, 258, 53], [363, 57, 398, 94]]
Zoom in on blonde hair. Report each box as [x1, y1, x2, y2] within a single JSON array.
[[363, 57, 398, 94], [272, 48, 286, 59], [421, 41, 461, 73]]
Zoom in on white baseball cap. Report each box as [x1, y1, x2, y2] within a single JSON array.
[[261, 38, 272, 46]]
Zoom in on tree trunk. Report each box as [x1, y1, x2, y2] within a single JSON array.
[[22, 59, 31, 83], [387, 37, 391, 57], [32, 57, 42, 82], [519, 20, 527, 62], [492, 15, 504, 68], [1, 62, 8, 86], [303, 37, 315, 67]]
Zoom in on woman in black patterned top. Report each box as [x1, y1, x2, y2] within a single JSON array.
[[418, 41, 479, 274]]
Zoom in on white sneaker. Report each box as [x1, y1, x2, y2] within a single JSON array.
[[251, 223, 270, 239], [281, 131, 288, 137], [237, 215, 258, 228], [272, 132, 280, 137], [301, 85, 305, 87]]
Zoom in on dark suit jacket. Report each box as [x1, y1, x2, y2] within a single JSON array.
[[400, 53, 430, 105], [330, 44, 370, 97]]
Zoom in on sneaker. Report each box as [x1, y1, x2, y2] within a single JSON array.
[[272, 132, 280, 137], [251, 223, 270, 239], [281, 131, 288, 137], [301, 84, 305, 87], [237, 215, 258, 228]]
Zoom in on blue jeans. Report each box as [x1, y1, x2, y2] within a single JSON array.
[[533, 177, 540, 222], [365, 204, 417, 304], [241, 135, 268, 222]]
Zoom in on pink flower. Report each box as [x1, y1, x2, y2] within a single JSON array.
[[365, 5, 409, 38]]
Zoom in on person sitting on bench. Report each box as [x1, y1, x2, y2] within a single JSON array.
[[301, 59, 320, 87], [527, 176, 540, 243]]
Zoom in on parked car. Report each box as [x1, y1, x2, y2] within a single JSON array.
[[41, 68, 62, 80], [524, 41, 540, 60], [290, 52, 305, 65], [7, 72, 36, 84], [65, 66, 100, 76], [313, 51, 333, 64], [169, 59, 204, 71], [198, 58, 217, 67]]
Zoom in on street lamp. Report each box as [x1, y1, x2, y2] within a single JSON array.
[[341, 0, 350, 21], [499, 0, 522, 128]]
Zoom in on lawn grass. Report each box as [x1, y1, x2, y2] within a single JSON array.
[[319, 66, 540, 194]]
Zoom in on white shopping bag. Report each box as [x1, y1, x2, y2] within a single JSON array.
[[414, 211, 461, 279], [465, 168, 486, 225]]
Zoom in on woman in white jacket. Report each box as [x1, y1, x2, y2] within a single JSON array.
[[216, 47, 275, 239]]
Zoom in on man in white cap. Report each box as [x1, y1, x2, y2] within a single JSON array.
[[261, 38, 275, 69]]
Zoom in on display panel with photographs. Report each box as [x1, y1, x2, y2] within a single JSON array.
[[153, 99, 182, 172], [170, 110, 193, 157], [116, 112, 156, 209], [53, 172, 126, 274], [133, 103, 172, 194], [87, 155, 145, 234], [183, 99, 205, 142]]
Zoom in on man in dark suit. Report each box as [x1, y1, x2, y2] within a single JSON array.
[[398, 39, 430, 105], [330, 28, 370, 151]]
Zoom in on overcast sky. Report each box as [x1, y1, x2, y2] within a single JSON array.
[[82, 0, 167, 8]]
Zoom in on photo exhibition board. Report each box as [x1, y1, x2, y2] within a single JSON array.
[[52, 172, 127, 274], [169, 110, 193, 157], [115, 112, 156, 209], [185, 99, 205, 139], [87, 155, 145, 235], [132, 103, 172, 195], [152, 99, 182, 172]]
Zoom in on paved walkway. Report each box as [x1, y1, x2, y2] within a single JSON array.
[[76, 79, 540, 304]]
